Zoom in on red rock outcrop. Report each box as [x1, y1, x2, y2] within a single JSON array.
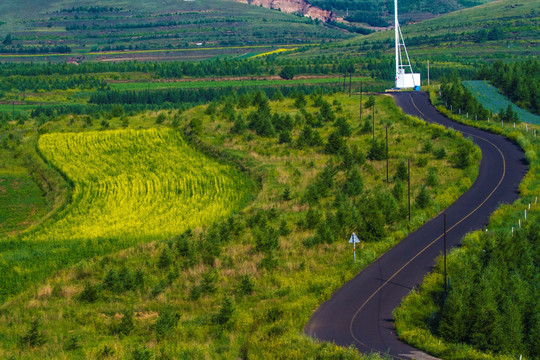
[[236, 0, 335, 23]]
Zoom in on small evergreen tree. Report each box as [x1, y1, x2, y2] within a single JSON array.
[[367, 138, 385, 160], [157, 248, 172, 269], [394, 161, 408, 181], [279, 66, 295, 80], [325, 131, 345, 154], [343, 167, 363, 197], [237, 274, 255, 296], [154, 307, 180, 338], [415, 186, 430, 209], [335, 116, 352, 137], [364, 95, 375, 109], [231, 114, 247, 134], [20, 319, 45, 347]]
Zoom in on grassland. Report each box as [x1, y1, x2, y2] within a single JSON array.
[[0, 93, 479, 359], [291, 0, 539, 78], [0, 172, 48, 237], [463, 80, 540, 125]]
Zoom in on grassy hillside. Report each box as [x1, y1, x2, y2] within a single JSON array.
[[0, 126, 254, 303], [311, 0, 493, 26], [0, 92, 479, 358], [0, 0, 354, 62], [293, 0, 538, 81]]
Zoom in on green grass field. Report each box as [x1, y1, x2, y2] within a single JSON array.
[[0, 0, 352, 62], [463, 80, 540, 125], [0, 172, 48, 237], [0, 93, 479, 359], [109, 76, 372, 91], [297, 0, 538, 65]]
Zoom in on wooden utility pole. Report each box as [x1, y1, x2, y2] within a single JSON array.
[[359, 82, 363, 122], [444, 212, 447, 296], [372, 103, 375, 140], [349, 72, 352, 97], [386, 126, 389, 183], [408, 159, 411, 221]]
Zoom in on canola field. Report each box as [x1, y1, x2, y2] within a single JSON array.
[[0, 128, 253, 302], [34, 128, 251, 241]]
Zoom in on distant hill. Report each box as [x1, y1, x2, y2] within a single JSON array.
[[0, 0, 354, 62], [299, 0, 538, 64], [309, 0, 494, 26]]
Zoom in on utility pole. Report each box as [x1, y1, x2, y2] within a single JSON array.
[[386, 126, 389, 183], [408, 159, 411, 221], [427, 60, 430, 86], [349, 71, 352, 97], [444, 212, 447, 296], [359, 82, 363, 122], [372, 103, 375, 140]]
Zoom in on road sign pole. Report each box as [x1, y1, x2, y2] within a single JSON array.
[[349, 233, 360, 263]]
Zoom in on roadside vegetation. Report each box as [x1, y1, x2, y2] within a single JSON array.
[[394, 86, 540, 360], [0, 91, 479, 358]]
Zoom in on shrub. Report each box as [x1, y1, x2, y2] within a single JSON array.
[[452, 145, 471, 169], [201, 269, 218, 294], [434, 147, 447, 159], [237, 274, 255, 296], [279, 66, 295, 80], [78, 282, 99, 303], [131, 346, 153, 360], [157, 248, 172, 269]]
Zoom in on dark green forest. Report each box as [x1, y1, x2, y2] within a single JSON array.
[[437, 218, 539, 358]]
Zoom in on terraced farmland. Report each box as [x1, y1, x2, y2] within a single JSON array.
[[463, 80, 540, 125], [34, 128, 251, 241]]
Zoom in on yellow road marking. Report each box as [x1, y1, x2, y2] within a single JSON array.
[[348, 94, 507, 358]]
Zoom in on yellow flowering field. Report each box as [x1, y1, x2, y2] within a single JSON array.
[[32, 128, 251, 242]]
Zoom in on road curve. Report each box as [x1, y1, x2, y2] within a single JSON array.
[[304, 91, 528, 359]]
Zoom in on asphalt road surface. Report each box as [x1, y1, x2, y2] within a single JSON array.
[[304, 91, 528, 359]]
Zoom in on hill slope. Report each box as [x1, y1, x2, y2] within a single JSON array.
[[0, 0, 354, 62], [297, 0, 538, 65]]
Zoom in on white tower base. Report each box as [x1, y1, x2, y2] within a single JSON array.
[[396, 71, 421, 90]]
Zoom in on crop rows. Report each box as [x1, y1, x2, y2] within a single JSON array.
[[463, 81, 540, 125], [33, 128, 251, 242]]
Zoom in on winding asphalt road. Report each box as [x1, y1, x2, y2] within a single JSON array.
[[304, 91, 528, 359]]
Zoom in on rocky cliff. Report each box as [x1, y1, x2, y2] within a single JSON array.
[[235, 0, 334, 23]]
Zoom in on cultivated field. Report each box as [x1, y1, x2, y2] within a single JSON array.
[[0, 128, 253, 303], [463, 80, 540, 125]]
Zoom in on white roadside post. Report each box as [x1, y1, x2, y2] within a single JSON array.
[[349, 232, 360, 262]]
